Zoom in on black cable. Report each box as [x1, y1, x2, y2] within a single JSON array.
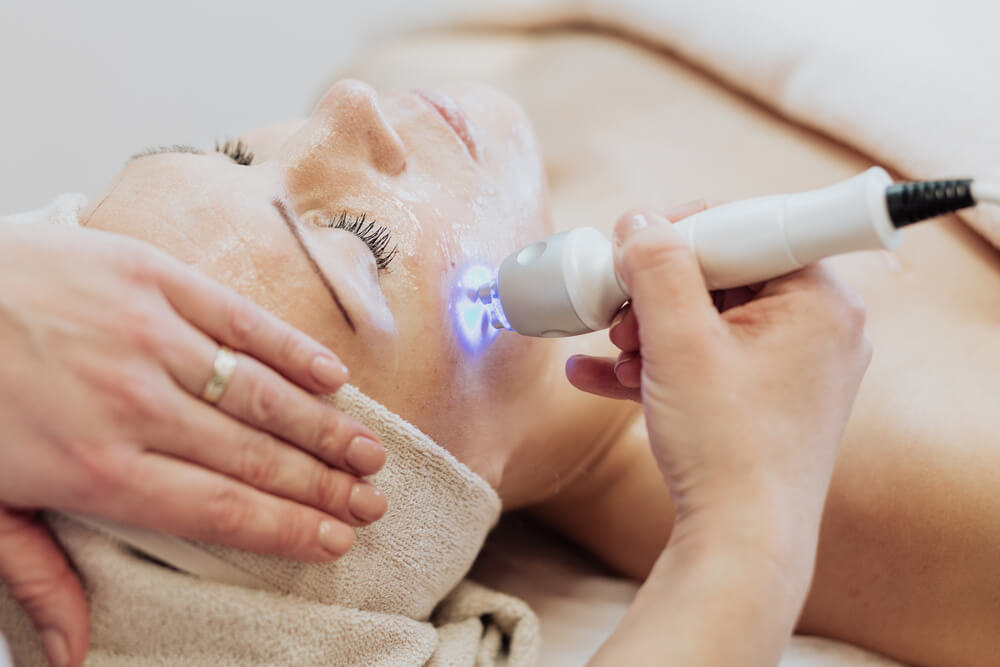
[[885, 179, 976, 228]]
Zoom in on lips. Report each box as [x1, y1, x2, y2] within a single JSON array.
[[414, 88, 478, 160]]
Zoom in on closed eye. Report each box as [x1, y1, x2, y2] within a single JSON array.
[[127, 139, 254, 165], [215, 139, 255, 165], [127, 144, 204, 163], [319, 211, 398, 271]]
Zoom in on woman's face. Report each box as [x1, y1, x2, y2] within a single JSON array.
[[83, 79, 558, 488]]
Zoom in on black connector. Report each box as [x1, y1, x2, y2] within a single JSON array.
[[885, 179, 976, 228]]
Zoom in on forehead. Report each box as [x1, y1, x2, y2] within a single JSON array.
[[87, 154, 314, 307]]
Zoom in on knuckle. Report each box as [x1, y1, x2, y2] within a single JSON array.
[[205, 486, 248, 538], [236, 434, 277, 489], [107, 369, 167, 422], [122, 306, 167, 357], [275, 325, 305, 368], [246, 371, 283, 427], [273, 508, 313, 555], [114, 242, 162, 285], [313, 413, 354, 463], [225, 298, 260, 349], [73, 443, 120, 488], [311, 467, 351, 512], [9, 567, 77, 617], [58, 439, 128, 508]]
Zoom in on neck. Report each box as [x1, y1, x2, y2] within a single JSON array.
[[490, 337, 640, 510]]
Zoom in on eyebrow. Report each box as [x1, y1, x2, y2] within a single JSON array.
[[272, 199, 356, 332], [127, 144, 205, 163]]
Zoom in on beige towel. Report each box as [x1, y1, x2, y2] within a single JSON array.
[[0, 199, 540, 666]]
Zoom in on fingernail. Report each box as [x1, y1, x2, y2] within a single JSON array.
[[345, 436, 386, 475], [614, 351, 638, 372], [614, 352, 642, 389], [41, 629, 70, 667], [614, 212, 649, 247], [349, 483, 388, 523], [317, 520, 354, 558], [609, 308, 627, 331], [663, 199, 708, 221], [311, 355, 349, 390]]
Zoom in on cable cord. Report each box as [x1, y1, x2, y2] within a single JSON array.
[[886, 179, 975, 227]]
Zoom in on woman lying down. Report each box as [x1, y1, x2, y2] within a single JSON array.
[[2, 71, 999, 666]]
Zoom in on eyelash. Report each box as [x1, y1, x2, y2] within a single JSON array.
[[323, 211, 399, 270], [215, 139, 255, 165], [211, 141, 396, 269]]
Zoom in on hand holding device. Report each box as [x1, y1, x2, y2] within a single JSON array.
[[474, 168, 996, 338], [575, 208, 872, 665]]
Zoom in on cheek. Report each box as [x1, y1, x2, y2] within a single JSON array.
[[380, 210, 545, 391], [451, 85, 551, 233], [377, 158, 551, 371]]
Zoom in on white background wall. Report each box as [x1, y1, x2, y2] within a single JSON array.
[[0, 1, 474, 212]]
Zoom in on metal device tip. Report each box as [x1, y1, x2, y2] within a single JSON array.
[[470, 283, 492, 304]]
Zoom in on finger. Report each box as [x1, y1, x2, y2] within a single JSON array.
[[663, 199, 709, 222], [0, 508, 88, 667], [164, 322, 384, 476], [727, 263, 868, 347], [215, 355, 385, 475], [614, 351, 643, 389], [106, 452, 357, 561], [755, 261, 841, 300], [756, 262, 868, 337], [565, 355, 640, 402], [612, 209, 719, 355], [150, 392, 386, 526], [609, 304, 639, 352], [165, 320, 385, 475], [151, 252, 348, 394]]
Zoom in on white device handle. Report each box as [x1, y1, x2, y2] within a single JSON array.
[[490, 167, 900, 337], [672, 167, 897, 290]]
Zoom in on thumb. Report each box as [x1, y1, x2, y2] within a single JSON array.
[[612, 210, 717, 355], [0, 509, 88, 667]]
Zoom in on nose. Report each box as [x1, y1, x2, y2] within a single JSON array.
[[282, 80, 407, 190]]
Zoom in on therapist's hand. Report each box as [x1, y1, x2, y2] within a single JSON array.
[[567, 205, 870, 567], [571, 205, 871, 667], [0, 224, 387, 666]]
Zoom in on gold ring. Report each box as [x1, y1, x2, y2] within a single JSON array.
[[201, 346, 238, 404]]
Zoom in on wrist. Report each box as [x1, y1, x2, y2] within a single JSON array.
[[666, 481, 824, 594], [605, 506, 817, 667]]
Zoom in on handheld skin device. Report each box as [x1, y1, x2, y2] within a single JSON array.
[[470, 167, 1000, 338]]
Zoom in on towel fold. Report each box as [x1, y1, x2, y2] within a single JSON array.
[[0, 385, 539, 666]]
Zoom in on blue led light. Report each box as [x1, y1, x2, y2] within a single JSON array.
[[453, 264, 501, 355]]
